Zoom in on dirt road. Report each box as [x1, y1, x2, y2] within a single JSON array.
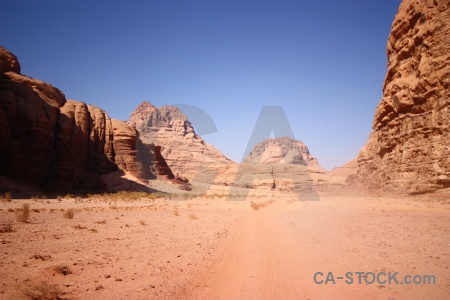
[[176, 197, 449, 300]]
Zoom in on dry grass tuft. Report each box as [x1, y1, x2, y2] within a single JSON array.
[[250, 200, 275, 210], [188, 213, 198, 220], [31, 253, 52, 261], [63, 209, 75, 219], [72, 224, 86, 230], [0, 222, 14, 233], [16, 203, 31, 223], [173, 205, 179, 216], [139, 220, 146, 226], [22, 280, 62, 300]]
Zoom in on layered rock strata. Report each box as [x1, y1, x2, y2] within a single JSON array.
[[354, 0, 450, 194], [0, 46, 185, 192], [130, 101, 234, 182]]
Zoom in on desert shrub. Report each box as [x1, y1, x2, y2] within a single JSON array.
[[0, 222, 14, 233], [63, 209, 75, 219], [52, 264, 72, 276], [139, 220, 146, 226], [22, 280, 62, 300], [16, 203, 31, 223], [30, 253, 52, 261]]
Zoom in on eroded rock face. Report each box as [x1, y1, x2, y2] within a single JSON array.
[[130, 101, 234, 181], [0, 46, 184, 192], [51, 100, 117, 190], [0, 49, 67, 188], [245, 136, 321, 167], [355, 0, 450, 194]]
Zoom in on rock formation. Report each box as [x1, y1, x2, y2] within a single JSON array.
[[353, 0, 450, 194], [130, 101, 235, 182], [244, 136, 321, 167], [0, 46, 186, 193]]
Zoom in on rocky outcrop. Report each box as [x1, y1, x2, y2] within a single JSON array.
[[130, 101, 234, 181], [354, 0, 450, 194], [245, 136, 321, 167], [51, 100, 116, 190], [0, 47, 67, 188], [0, 46, 185, 193], [0, 47, 20, 73]]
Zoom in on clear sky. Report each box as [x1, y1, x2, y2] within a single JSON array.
[[2, 0, 401, 170]]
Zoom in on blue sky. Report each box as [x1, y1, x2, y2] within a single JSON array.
[[2, 0, 401, 170]]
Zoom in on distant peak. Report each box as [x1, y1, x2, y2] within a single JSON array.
[[245, 136, 319, 167], [136, 100, 157, 110]]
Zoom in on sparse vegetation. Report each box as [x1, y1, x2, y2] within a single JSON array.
[[94, 191, 167, 202], [22, 280, 62, 300], [250, 200, 275, 210], [173, 205, 179, 216], [0, 222, 14, 233], [188, 213, 198, 220], [63, 209, 75, 219], [30, 253, 52, 261], [16, 203, 31, 223], [72, 224, 86, 230], [139, 220, 146, 226], [52, 264, 72, 276]]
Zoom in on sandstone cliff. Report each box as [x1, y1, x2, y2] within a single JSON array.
[[130, 101, 235, 182], [354, 0, 450, 194], [0, 46, 184, 193]]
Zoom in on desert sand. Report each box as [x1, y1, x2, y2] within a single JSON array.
[[1, 186, 448, 300]]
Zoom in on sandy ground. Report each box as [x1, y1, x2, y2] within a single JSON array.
[[0, 191, 449, 299]]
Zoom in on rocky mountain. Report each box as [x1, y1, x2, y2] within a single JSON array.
[[0, 46, 186, 194], [130, 101, 235, 182], [244, 136, 321, 167], [353, 0, 450, 194]]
